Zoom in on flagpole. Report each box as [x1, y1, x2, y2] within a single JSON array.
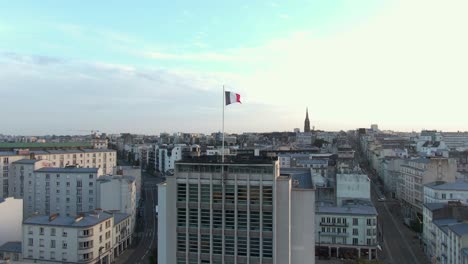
[[222, 85, 225, 163]]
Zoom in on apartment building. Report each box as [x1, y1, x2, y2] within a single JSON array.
[[316, 204, 379, 260], [399, 157, 457, 219], [23, 167, 102, 219], [422, 202, 468, 264], [158, 157, 316, 264], [0, 149, 116, 198], [8, 159, 52, 199], [22, 210, 130, 264], [424, 180, 468, 204]]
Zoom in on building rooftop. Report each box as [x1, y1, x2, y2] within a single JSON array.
[[433, 218, 460, 229], [12, 159, 40, 165], [178, 155, 277, 165], [24, 211, 113, 227], [113, 212, 130, 225], [0, 241, 21, 253], [316, 205, 378, 216], [35, 167, 99, 173], [449, 223, 468, 237], [0, 142, 94, 150], [425, 180, 468, 191], [0, 151, 17, 156], [423, 203, 448, 212], [97, 175, 136, 183]]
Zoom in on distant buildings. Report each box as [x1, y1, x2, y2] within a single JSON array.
[[158, 157, 315, 264]]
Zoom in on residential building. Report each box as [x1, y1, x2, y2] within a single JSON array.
[[114, 166, 142, 202], [9, 159, 52, 199], [22, 210, 130, 264], [0, 242, 22, 263], [381, 158, 404, 198], [0, 149, 116, 198], [442, 132, 468, 150], [158, 157, 315, 264], [316, 204, 379, 260], [157, 144, 187, 173], [97, 175, 137, 231], [399, 157, 457, 219], [336, 173, 370, 206], [422, 202, 468, 263], [424, 180, 468, 204], [23, 167, 102, 219]]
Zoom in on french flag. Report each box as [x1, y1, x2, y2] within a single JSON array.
[[225, 91, 241, 105]]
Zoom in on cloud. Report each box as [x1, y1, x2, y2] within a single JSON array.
[[278, 14, 289, 19], [145, 51, 241, 62]]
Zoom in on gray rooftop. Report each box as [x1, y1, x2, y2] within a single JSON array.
[[0, 151, 17, 156], [0, 241, 21, 253], [24, 211, 113, 227], [280, 168, 314, 189], [433, 218, 460, 229], [35, 167, 99, 173], [317, 205, 378, 216], [113, 212, 130, 225], [97, 175, 135, 183], [12, 159, 40, 165], [425, 180, 468, 191], [423, 203, 448, 212], [449, 223, 468, 237]]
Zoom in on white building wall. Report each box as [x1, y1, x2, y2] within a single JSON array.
[[336, 174, 370, 206], [291, 189, 315, 264], [275, 176, 291, 264], [157, 183, 167, 264]]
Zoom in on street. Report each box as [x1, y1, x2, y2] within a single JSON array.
[[116, 170, 162, 264]]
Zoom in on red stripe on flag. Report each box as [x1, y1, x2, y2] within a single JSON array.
[[236, 93, 241, 103]]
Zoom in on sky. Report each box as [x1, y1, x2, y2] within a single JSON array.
[[1, 0, 467, 135]]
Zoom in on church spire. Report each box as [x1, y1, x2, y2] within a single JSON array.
[[304, 107, 311, 132]]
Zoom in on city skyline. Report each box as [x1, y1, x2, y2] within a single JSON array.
[[1, 0, 468, 135]]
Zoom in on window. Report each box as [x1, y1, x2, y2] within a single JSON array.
[[213, 235, 222, 255], [238, 210, 248, 230], [353, 218, 358, 225], [212, 185, 222, 204], [250, 237, 260, 257], [238, 236, 247, 256], [200, 184, 210, 203], [263, 211, 273, 231], [40, 227, 44, 235], [225, 185, 235, 204], [189, 209, 198, 228], [189, 184, 198, 203], [225, 210, 235, 229], [442, 193, 446, 199], [62, 241, 68, 249], [177, 184, 187, 202], [177, 208, 186, 227], [263, 237, 273, 258], [367, 229, 372, 236], [353, 228, 358, 235], [237, 185, 248, 205], [28, 238, 33, 246], [225, 236, 235, 256], [62, 231, 67, 237], [62, 252, 67, 261], [250, 185, 260, 205], [367, 219, 372, 226], [201, 209, 210, 228], [353, 238, 358, 245], [50, 240, 56, 248], [89, 182, 93, 187], [177, 233, 186, 252], [189, 233, 198, 253], [39, 239, 44, 247], [250, 210, 260, 231], [201, 234, 210, 254], [89, 174, 93, 179], [51, 228, 56, 236], [50, 251, 55, 260], [367, 239, 372, 245], [213, 209, 222, 229]]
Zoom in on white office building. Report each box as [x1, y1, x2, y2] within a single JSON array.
[[9, 159, 52, 199], [158, 157, 315, 264]]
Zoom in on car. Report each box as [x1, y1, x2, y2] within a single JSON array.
[[378, 197, 386, 202]]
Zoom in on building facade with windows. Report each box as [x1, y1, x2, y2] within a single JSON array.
[[158, 157, 315, 264], [8, 159, 52, 199], [399, 157, 457, 219], [23, 168, 102, 219], [315, 205, 379, 260], [22, 211, 119, 264], [424, 180, 468, 204]]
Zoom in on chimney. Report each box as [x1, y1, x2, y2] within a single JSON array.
[[49, 213, 59, 222]]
